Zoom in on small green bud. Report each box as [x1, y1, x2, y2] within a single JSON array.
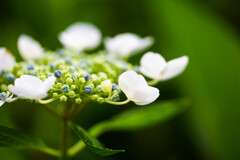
[[66, 78, 73, 85], [53, 92, 58, 98], [89, 83, 94, 88], [69, 91, 75, 98], [1, 84, 8, 91], [100, 76, 107, 81], [79, 78, 86, 84], [111, 94, 120, 102], [60, 95, 67, 102], [65, 73, 72, 79], [75, 98, 82, 104], [71, 85, 76, 90], [62, 85, 70, 93], [91, 95, 98, 100], [97, 97, 104, 104], [56, 83, 62, 89], [101, 80, 112, 93]]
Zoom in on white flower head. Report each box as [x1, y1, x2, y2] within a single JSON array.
[[140, 52, 189, 81], [59, 22, 102, 52], [0, 92, 14, 107], [8, 75, 56, 99], [119, 71, 159, 105], [0, 48, 15, 72], [18, 34, 44, 61], [105, 33, 154, 58]]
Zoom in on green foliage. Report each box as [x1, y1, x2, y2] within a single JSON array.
[[72, 124, 125, 156], [89, 99, 190, 135], [0, 125, 56, 154]]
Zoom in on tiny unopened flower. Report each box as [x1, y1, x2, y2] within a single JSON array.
[[83, 73, 91, 81], [59, 22, 101, 52], [8, 75, 56, 99], [140, 52, 189, 81], [18, 34, 44, 60], [54, 70, 63, 78], [6, 73, 15, 82], [84, 86, 93, 94], [105, 33, 153, 58], [0, 92, 14, 107], [0, 48, 15, 72], [118, 71, 159, 105], [61, 85, 70, 93], [101, 80, 112, 93]]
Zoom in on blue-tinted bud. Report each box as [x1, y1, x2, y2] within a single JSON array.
[[84, 86, 93, 94], [65, 57, 72, 64], [112, 83, 118, 91], [49, 63, 56, 70], [6, 73, 15, 82], [0, 92, 6, 100], [28, 70, 38, 76], [83, 73, 91, 81], [54, 70, 63, 78], [27, 64, 34, 70], [57, 48, 64, 56], [111, 94, 120, 102], [79, 60, 88, 69], [61, 85, 70, 93], [71, 74, 77, 81]]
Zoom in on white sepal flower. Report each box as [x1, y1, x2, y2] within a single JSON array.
[[18, 34, 44, 61], [8, 75, 56, 99], [104, 33, 153, 58], [118, 71, 159, 105], [0, 48, 15, 72], [140, 52, 189, 81], [0, 92, 14, 107], [59, 22, 102, 52]]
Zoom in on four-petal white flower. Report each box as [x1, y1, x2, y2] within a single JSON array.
[[104, 33, 153, 58], [0, 48, 15, 72], [0, 92, 14, 107], [18, 34, 44, 61], [59, 22, 102, 52], [118, 71, 159, 105], [8, 75, 56, 99], [140, 52, 189, 81]]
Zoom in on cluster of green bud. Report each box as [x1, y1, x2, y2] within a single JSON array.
[[0, 49, 132, 104]]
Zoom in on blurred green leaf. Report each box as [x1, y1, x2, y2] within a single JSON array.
[[89, 99, 190, 135], [0, 126, 59, 156], [147, 0, 240, 159], [0, 126, 45, 150], [72, 124, 124, 156]]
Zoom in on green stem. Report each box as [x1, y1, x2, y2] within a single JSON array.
[[41, 104, 62, 119], [147, 79, 160, 86], [60, 119, 69, 160], [106, 98, 131, 105], [39, 147, 61, 157], [37, 98, 57, 104]]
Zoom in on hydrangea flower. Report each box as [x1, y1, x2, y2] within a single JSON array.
[[140, 52, 189, 81], [17, 34, 44, 60], [118, 71, 159, 105], [8, 75, 56, 99], [59, 22, 101, 52], [0, 48, 15, 72], [104, 33, 153, 58]]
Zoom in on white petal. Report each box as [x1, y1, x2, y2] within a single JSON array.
[[161, 56, 189, 81], [9, 75, 48, 99], [0, 48, 15, 72], [42, 76, 56, 91], [118, 71, 159, 105], [18, 34, 44, 60], [133, 87, 159, 105], [59, 22, 101, 52], [0, 100, 5, 107], [105, 33, 154, 58], [140, 52, 166, 79]]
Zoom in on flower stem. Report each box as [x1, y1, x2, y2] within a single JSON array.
[[147, 79, 160, 86], [106, 98, 131, 105], [60, 119, 69, 160]]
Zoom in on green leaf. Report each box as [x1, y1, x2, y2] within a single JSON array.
[[89, 99, 190, 136], [0, 126, 45, 150], [72, 124, 124, 156], [0, 126, 59, 156]]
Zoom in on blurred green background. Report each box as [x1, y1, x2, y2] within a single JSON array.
[[0, 0, 240, 159]]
